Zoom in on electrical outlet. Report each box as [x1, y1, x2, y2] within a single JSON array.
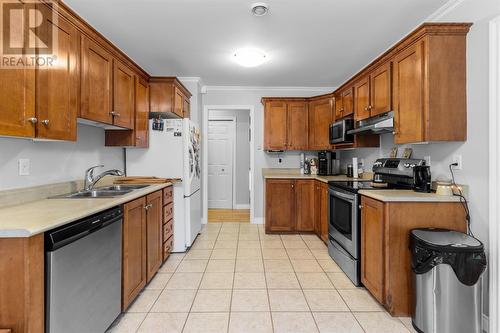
[[18, 159, 30, 176], [452, 154, 463, 170], [424, 156, 431, 166]]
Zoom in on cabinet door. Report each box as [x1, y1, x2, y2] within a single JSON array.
[[370, 62, 392, 116], [146, 191, 163, 282], [174, 87, 184, 118], [361, 196, 385, 303], [393, 40, 425, 144], [36, 13, 78, 141], [314, 182, 322, 235], [308, 98, 333, 150], [183, 97, 190, 119], [135, 77, 149, 147], [265, 180, 295, 232], [354, 77, 370, 121], [334, 94, 343, 120], [287, 101, 308, 150], [122, 197, 147, 310], [81, 36, 113, 124], [112, 60, 134, 129], [295, 180, 315, 232], [320, 183, 329, 242], [264, 101, 287, 150], [341, 87, 354, 117]]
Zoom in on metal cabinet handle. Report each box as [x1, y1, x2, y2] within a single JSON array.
[[28, 117, 38, 124], [144, 203, 153, 210], [110, 111, 121, 117], [364, 107, 368, 111], [368, 105, 373, 110], [359, 205, 364, 209], [41, 120, 49, 125]]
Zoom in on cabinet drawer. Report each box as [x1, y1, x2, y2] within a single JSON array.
[[163, 186, 173, 205], [163, 203, 173, 222], [163, 236, 173, 261], [163, 219, 173, 241]]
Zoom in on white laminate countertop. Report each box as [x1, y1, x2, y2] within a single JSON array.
[[0, 183, 172, 238], [359, 189, 462, 203], [262, 168, 372, 183]]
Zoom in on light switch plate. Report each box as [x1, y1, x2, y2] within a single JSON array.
[[18, 158, 30, 176]]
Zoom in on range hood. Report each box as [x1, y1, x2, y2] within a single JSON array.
[[347, 111, 394, 135]]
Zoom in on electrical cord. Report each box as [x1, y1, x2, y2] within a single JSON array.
[[449, 163, 474, 237]]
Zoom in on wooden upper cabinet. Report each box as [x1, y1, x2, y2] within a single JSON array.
[[264, 100, 287, 150], [295, 180, 315, 232], [0, 67, 35, 138], [36, 13, 78, 141], [334, 94, 343, 120], [135, 77, 149, 147], [308, 96, 333, 150], [112, 60, 134, 129], [265, 179, 295, 232], [340, 87, 354, 117], [146, 191, 163, 282], [393, 40, 425, 144], [122, 197, 147, 310], [80, 35, 113, 125], [287, 101, 308, 150], [149, 77, 192, 118], [361, 196, 385, 303], [370, 62, 392, 116], [354, 77, 370, 121]]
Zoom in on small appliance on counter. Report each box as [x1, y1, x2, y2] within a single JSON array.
[[318, 151, 340, 176], [413, 165, 431, 193], [372, 157, 427, 189]]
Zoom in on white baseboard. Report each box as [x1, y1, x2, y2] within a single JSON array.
[[483, 313, 489, 333], [201, 216, 207, 225], [235, 204, 250, 209], [252, 217, 264, 225]]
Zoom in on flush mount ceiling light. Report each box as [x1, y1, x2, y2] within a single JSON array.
[[251, 2, 269, 16], [233, 48, 267, 67]]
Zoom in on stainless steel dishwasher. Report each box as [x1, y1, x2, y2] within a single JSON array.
[[45, 206, 123, 333]]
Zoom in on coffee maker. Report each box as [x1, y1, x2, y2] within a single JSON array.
[[318, 151, 339, 176], [413, 165, 431, 193]]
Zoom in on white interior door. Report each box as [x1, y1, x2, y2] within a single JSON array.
[[208, 120, 235, 209]]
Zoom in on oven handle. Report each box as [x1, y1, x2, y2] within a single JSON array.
[[330, 189, 355, 201]]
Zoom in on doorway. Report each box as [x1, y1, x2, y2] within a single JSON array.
[[203, 106, 254, 224]]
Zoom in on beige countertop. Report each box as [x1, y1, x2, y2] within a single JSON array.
[[359, 189, 462, 202], [262, 168, 372, 183], [0, 183, 172, 238]]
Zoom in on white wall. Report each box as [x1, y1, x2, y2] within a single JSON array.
[[209, 109, 251, 207], [202, 87, 335, 221], [0, 124, 124, 190]]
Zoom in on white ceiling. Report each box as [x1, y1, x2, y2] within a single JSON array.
[[64, 0, 448, 86]]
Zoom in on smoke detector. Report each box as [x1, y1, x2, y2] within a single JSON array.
[[251, 3, 269, 16]]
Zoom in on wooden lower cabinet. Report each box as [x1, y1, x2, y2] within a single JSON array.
[[162, 185, 174, 261], [145, 191, 163, 282], [122, 190, 163, 310], [360, 195, 467, 316], [122, 196, 147, 310], [0, 235, 44, 333], [265, 179, 296, 232], [266, 179, 328, 238]]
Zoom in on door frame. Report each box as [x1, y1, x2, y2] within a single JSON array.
[[489, 15, 500, 333], [203, 105, 255, 224], [207, 117, 237, 209]]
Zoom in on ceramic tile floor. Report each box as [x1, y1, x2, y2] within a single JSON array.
[[108, 222, 417, 333]]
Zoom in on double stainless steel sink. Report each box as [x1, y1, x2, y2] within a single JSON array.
[[51, 184, 149, 199]]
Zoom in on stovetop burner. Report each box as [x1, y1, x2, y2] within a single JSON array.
[[328, 181, 392, 193]]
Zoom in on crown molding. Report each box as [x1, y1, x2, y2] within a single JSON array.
[[178, 76, 205, 89], [203, 85, 337, 92], [425, 0, 466, 22]]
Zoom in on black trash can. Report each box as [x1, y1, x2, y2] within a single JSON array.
[[410, 228, 486, 333]]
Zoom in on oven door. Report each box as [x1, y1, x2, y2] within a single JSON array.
[[328, 187, 359, 259]]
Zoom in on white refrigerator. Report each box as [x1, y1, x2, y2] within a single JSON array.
[[126, 118, 201, 252]]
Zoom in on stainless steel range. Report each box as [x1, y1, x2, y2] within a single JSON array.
[[327, 158, 426, 285]]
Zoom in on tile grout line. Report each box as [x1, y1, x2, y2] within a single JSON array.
[[260, 224, 276, 333]]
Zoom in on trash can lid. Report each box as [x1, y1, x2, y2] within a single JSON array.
[[410, 228, 483, 252]]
